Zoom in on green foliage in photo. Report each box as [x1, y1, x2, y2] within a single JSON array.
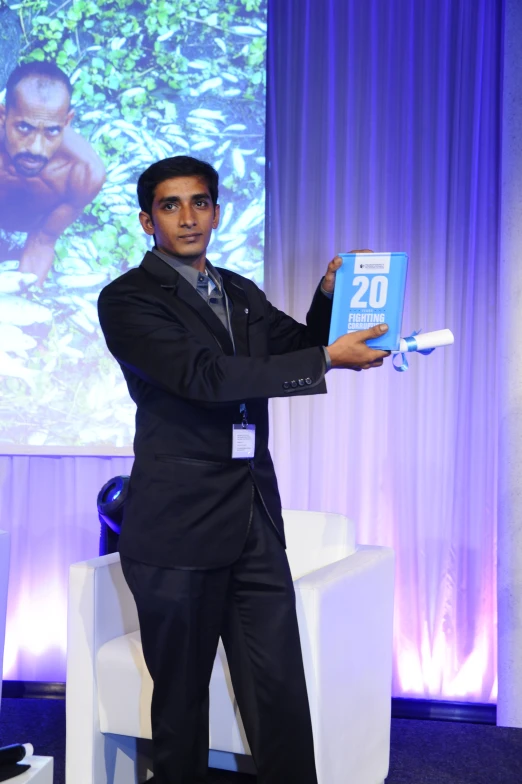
[[0, 0, 266, 447]]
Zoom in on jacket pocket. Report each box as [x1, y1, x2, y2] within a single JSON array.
[[155, 454, 226, 468]]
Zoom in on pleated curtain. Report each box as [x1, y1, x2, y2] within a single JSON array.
[[265, 0, 501, 702], [0, 0, 502, 699]]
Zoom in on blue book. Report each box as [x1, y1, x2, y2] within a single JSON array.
[[328, 252, 408, 351]]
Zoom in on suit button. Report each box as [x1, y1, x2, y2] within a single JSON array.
[[244, 308, 249, 314], [305, 377, 312, 385], [283, 381, 290, 389], [298, 379, 305, 386], [291, 380, 298, 388]]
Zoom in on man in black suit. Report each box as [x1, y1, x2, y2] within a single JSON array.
[[98, 156, 389, 784]]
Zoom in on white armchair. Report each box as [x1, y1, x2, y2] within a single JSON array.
[[66, 511, 394, 784], [0, 530, 10, 714]]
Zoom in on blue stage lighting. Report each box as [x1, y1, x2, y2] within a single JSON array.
[[97, 476, 130, 555]]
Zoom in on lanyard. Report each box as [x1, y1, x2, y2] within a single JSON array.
[[240, 402, 249, 427]]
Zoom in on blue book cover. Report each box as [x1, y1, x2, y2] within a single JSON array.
[[328, 252, 408, 351]]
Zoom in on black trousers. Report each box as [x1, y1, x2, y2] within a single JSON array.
[[121, 496, 318, 784]]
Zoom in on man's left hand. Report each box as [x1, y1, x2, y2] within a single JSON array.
[[322, 249, 373, 295]]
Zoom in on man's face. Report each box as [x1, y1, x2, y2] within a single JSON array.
[[139, 176, 220, 259], [3, 76, 73, 177]]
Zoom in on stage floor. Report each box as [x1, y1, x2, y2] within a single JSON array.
[[1, 697, 521, 783]]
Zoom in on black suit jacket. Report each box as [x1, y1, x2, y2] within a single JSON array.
[[97, 251, 332, 568]]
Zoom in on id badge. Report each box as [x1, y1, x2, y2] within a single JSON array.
[[232, 424, 256, 459]]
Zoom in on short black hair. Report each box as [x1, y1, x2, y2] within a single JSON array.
[[137, 156, 219, 215], [6, 61, 73, 110]]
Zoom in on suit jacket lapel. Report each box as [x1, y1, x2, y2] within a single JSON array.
[[140, 251, 235, 355]]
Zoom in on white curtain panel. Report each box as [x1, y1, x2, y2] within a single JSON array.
[[265, 0, 500, 702]]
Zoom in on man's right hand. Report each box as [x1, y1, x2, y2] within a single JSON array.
[[326, 324, 391, 370]]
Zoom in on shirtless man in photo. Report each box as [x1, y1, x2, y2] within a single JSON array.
[[0, 61, 105, 285]]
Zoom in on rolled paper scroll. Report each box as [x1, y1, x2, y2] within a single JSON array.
[[392, 329, 454, 372], [396, 328, 454, 354]]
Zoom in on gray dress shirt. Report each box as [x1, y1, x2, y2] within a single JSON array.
[[152, 247, 232, 338]]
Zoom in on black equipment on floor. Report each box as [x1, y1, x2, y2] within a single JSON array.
[[97, 475, 130, 555]]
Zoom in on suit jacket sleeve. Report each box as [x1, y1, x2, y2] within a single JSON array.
[[264, 281, 333, 355], [98, 282, 328, 405]]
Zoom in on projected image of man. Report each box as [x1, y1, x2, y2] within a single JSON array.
[[0, 61, 105, 284]]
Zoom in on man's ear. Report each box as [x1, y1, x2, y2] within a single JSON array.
[[65, 108, 75, 127], [139, 210, 155, 236], [212, 203, 220, 230]]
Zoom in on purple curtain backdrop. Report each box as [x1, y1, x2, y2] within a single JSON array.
[[265, 0, 501, 702], [0, 455, 133, 680], [0, 0, 502, 701]]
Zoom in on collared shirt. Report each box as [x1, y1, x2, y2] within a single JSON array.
[[152, 246, 331, 372], [152, 247, 232, 337]]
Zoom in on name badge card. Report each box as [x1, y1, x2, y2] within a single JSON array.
[[232, 425, 256, 459]]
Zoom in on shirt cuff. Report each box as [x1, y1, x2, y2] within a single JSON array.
[[320, 278, 333, 300], [322, 346, 332, 372]]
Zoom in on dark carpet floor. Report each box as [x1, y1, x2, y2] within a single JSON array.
[[1, 698, 521, 783]]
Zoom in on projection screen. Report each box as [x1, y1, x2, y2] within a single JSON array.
[[0, 0, 267, 453]]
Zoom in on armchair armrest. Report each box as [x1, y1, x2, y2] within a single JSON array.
[[66, 553, 139, 784], [67, 553, 138, 656], [295, 545, 394, 784]]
